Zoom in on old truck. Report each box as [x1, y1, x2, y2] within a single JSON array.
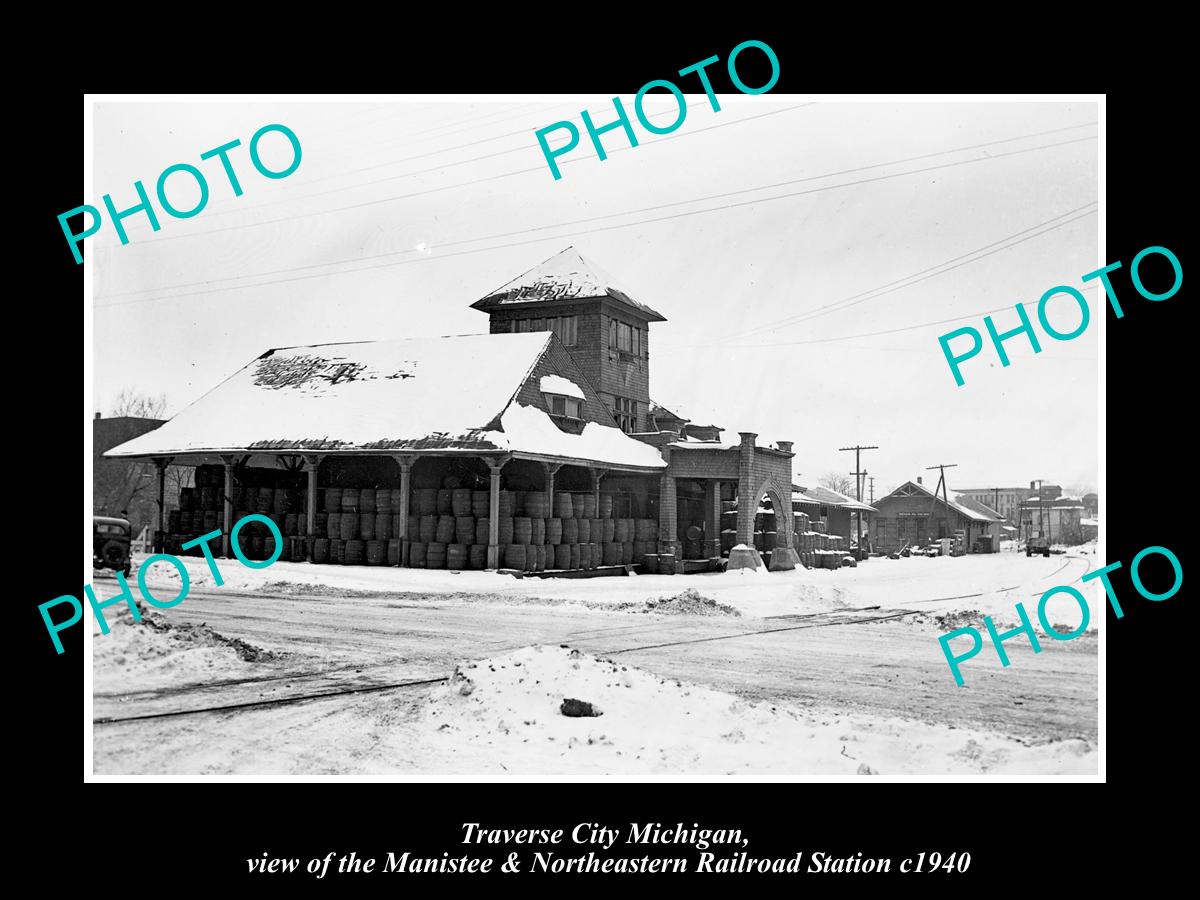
[[1026, 534, 1051, 557], [93, 515, 133, 577]]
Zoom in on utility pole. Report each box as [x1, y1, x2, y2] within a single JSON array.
[[925, 463, 958, 543], [868, 476, 875, 505], [839, 444, 879, 558]]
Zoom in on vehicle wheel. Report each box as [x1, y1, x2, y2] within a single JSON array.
[[1043, 549, 1050, 558], [101, 540, 126, 568], [123, 563, 132, 578], [1026, 549, 1031, 557]]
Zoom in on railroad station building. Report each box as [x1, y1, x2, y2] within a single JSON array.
[[107, 248, 799, 575]]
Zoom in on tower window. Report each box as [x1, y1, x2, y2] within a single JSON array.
[[615, 396, 637, 433], [511, 315, 577, 346]]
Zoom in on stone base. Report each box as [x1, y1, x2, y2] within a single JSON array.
[[727, 544, 764, 571], [769, 546, 800, 572]]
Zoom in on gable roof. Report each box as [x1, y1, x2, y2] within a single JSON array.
[[796, 485, 877, 512], [953, 495, 1007, 521], [882, 481, 1004, 522], [471, 247, 667, 322], [104, 332, 665, 470]]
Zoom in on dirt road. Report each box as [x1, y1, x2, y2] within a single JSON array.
[[94, 584, 1096, 743]]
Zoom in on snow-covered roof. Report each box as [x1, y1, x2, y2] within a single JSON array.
[[886, 481, 1004, 522], [539, 374, 584, 400], [796, 485, 877, 512], [105, 332, 665, 471], [471, 247, 667, 322]]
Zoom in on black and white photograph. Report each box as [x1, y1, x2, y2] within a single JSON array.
[[84, 92, 1101, 778]]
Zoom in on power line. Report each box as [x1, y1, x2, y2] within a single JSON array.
[[112, 104, 816, 247], [103, 123, 1097, 300], [729, 203, 1098, 339], [96, 134, 1095, 310]]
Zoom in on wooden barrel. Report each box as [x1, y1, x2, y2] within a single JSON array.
[[447, 543, 469, 569], [546, 518, 562, 545], [513, 516, 532, 544], [601, 518, 616, 542], [179, 487, 195, 511], [504, 544, 526, 570], [339, 515, 358, 541], [471, 490, 490, 517], [409, 541, 426, 568], [374, 513, 392, 540], [524, 491, 549, 518], [419, 515, 437, 543], [497, 491, 514, 518], [497, 516, 514, 544], [455, 516, 475, 544], [202, 510, 217, 532], [436, 489, 453, 516], [582, 493, 598, 518], [436, 515, 455, 543], [592, 542, 603, 570], [414, 489, 437, 515], [591, 519, 603, 545], [255, 487, 273, 513], [553, 492, 573, 519], [643, 554, 660, 574], [764, 531, 777, 550], [313, 511, 327, 536], [273, 490, 290, 514], [340, 488, 359, 513], [685, 539, 703, 559], [577, 518, 591, 543], [312, 538, 330, 563], [474, 518, 490, 545], [325, 512, 341, 539], [344, 539, 364, 565], [374, 490, 392, 514], [365, 539, 386, 565], [359, 489, 376, 514], [178, 511, 193, 533], [512, 491, 526, 516], [578, 542, 592, 569], [386, 539, 401, 566], [569, 544, 581, 569], [283, 512, 299, 536], [658, 553, 676, 575], [562, 517, 579, 544], [408, 514, 420, 538], [603, 541, 621, 566], [534, 544, 546, 572], [469, 544, 487, 570], [554, 544, 571, 569], [721, 529, 736, 551], [426, 542, 446, 569], [598, 494, 613, 519], [569, 493, 585, 518], [451, 489, 472, 516], [614, 518, 630, 542], [531, 517, 546, 545], [359, 514, 376, 541]]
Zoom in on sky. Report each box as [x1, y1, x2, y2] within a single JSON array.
[[90, 97, 1099, 500]]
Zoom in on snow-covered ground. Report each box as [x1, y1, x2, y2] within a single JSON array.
[[92, 620, 1093, 775], [133, 541, 1101, 628]]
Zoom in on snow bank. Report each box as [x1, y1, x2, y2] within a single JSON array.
[[421, 646, 1095, 775]]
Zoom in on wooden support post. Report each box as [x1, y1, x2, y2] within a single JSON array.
[[704, 480, 722, 558], [152, 456, 172, 551], [543, 461, 562, 515], [221, 454, 236, 559], [393, 454, 416, 566], [487, 460, 504, 569], [302, 454, 322, 562], [591, 467, 607, 516]]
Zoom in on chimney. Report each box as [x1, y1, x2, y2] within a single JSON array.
[[738, 432, 758, 449], [917, 476, 923, 485], [94, 412, 101, 420], [777, 440, 793, 454]]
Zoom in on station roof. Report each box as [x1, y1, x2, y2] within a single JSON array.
[[104, 332, 666, 471], [794, 485, 877, 512], [470, 247, 667, 322]]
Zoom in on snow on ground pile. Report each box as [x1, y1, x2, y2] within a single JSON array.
[[615, 589, 741, 617], [421, 646, 1095, 775], [94, 607, 285, 688]]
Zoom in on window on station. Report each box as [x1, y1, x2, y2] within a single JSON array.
[[547, 394, 582, 419], [511, 315, 577, 346], [615, 396, 637, 433]]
